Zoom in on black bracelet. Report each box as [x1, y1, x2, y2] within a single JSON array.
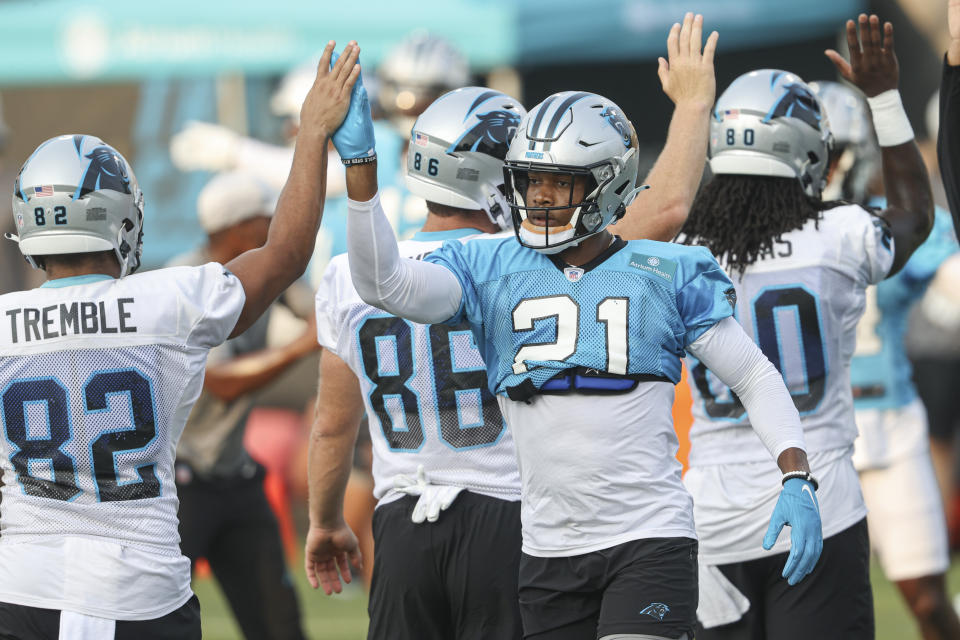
[[781, 470, 819, 491], [342, 153, 377, 166]]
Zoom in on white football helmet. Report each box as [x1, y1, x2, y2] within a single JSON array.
[[406, 87, 525, 229], [503, 92, 643, 254], [378, 32, 470, 135], [9, 135, 144, 276], [810, 80, 879, 204], [710, 69, 834, 197]]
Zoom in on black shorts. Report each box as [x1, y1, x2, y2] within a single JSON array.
[[176, 463, 304, 640], [518, 536, 698, 639], [0, 595, 200, 640], [367, 491, 523, 640], [912, 358, 960, 440], [697, 518, 873, 640]]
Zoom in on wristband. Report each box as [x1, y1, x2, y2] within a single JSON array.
[[342, 153, 377, 166], [781, 470, 819, 491], [866, 90, 914, 147]]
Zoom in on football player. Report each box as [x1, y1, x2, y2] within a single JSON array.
[[0, 41, 359, 639], [680, 16, 933, 639], [307, 15, 729, 640], [814, 80, 960, 640], [335, 33, 823, 640], [308, 86, 528, 640]]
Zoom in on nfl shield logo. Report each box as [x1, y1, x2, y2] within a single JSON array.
[[564, 267, 584, 283], [16, 214, 23, 228]]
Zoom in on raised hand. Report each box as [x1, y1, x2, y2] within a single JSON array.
[[299, 41, 361, 139], [304, 520, 363, 595], [825, 14, 898, 97], [657, 12, 719, 109]]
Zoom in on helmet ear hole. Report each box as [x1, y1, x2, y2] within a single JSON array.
[[807, 151, 820, 165], [122, 219, 134, 232]]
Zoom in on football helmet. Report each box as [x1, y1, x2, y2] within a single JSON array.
[[810, 80, 879, 204], [377, 32, 470, 135], [8, 135, 144, 276], [503, 91, 643, 254], [710, 69, 834, 197], [406, 87, 525, 229]]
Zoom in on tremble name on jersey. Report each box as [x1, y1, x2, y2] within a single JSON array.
[[6, 298, 137, 343]]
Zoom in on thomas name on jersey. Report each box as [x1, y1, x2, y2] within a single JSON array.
[[5, 297, 137, 343]]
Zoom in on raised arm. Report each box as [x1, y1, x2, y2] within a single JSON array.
[[304, 349, 365, 595], [610, 12, 718, 242], [940, 2, 960, 235], [338, 88, 463, 324], [226, 41, 360, 337], [827, 15, 934, 277]]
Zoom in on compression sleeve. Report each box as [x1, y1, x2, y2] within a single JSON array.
[[687, 317, 807, 461], [346, 192, 463, 324]]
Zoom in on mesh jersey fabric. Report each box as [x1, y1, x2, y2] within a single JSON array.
[[167, 247, 270, 479], [686, 204, 894, 466], [316, 229, 520, 504], [0, 264, 245, 618], [424, 236, 736, 395], [421, 235, 736, 555]]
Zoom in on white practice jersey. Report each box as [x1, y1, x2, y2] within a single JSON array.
[[687, 205, 894, 465], [499, 381, 695, 557], [315, 230, 521, 506], [0, 265, 245, 619]]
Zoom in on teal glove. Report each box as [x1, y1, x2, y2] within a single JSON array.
[[329, 51, 376, 163], [762, 477, 823, 586]]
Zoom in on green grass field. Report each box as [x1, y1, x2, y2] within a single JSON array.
[[193, 554, 960, 639]]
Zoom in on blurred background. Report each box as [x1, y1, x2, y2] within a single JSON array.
[[0, 0, 956, 638]]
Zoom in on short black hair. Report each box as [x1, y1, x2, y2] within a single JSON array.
[[680, 175, 843, 275]]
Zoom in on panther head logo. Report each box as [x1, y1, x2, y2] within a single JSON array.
[[447, 109, 522, 160], [639, 602, 670, 621], [764, 73, 822, 131], [75, 145, 132, 200], [600, 106, 633, 148]]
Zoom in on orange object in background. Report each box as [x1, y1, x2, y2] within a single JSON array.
[[673, 365, 693, 473]]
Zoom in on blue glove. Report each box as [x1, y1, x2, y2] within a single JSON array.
[[329, 51, 376, 163], [762, 478, 823, 586]]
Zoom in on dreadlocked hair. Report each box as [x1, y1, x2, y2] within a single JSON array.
[[680, 175, 843, 275]]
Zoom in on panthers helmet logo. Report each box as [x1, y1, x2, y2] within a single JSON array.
[[764, 73, 822, 131], [447, 109, 521, 160], [639, 602, 670, 621], [600, 106, 633, 148], [75, 145, 132, 200]]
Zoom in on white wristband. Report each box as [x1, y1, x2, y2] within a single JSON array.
[[866, 90, 914, 147]]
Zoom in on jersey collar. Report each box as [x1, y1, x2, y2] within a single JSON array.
[[411, 228, 486, 241], [548, 236, 627, 274], [40, 274, 115, 289]]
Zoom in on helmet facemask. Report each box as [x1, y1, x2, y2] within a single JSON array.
[[504, 162, 617, 254]]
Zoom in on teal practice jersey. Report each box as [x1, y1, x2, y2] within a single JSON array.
[[425, 236, 736, 397], [851, 204, 958, 410]]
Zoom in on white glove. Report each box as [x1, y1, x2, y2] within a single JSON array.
[[170, 121, 241, 171], [392, 465, 464, 524]]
